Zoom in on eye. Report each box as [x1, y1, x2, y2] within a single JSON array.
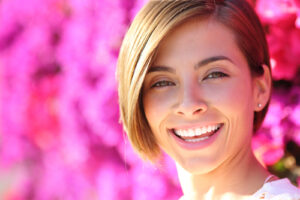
[[204, 71, 228, 80], [151, 80, 175, 88]]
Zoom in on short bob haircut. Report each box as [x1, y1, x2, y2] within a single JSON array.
[[117, 0, 271, 162]]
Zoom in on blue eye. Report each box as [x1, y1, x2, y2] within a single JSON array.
[[151, 80, 175, 88], [204, 71, 228, 80]]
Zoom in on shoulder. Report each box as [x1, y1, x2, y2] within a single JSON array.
[[178, 196, 186, 200], [252, 178, 300, 200]]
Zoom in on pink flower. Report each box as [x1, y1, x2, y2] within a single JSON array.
[[256, 0, 298, 23]]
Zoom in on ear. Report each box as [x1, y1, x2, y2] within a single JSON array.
[[253, 64, 272, 112]]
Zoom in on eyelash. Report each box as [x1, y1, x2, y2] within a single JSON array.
[[150, 71, 228, 88], [151, 80, 175, 88], [204, 71, 228, 80]]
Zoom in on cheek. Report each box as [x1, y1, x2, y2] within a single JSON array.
[[205, 78, 253, 111], [204, 78, 255, 138], [142, 90, 176, 129], [206, 79, 255, 141]]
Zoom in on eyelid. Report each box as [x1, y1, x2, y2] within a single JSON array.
[[151, 80, 176, 88], [203, 71, 229, 80]]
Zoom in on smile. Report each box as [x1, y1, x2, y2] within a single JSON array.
[[171, 123, 223, 143]]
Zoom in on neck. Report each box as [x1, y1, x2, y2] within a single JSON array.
[[177, 145, 269, 199]]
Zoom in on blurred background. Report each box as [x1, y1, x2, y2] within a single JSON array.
[[0, 0, 299, 199]]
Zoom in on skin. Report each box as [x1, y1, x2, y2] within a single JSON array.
[[142, 17, 272, 199]]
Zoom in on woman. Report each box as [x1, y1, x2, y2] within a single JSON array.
[[117, 0, 300, 199]]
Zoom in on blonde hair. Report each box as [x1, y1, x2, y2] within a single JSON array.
[[117, 0, 270, 162]]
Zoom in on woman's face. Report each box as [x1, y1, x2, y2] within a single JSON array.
[[142, 18, 258, 174]]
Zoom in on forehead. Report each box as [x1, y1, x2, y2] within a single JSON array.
[[153, 17, 246, 67]]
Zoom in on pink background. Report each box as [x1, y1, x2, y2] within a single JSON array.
[[0, 0, 299, 199]]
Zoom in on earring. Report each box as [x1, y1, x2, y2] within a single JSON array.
[[258, 103, 262, 108]]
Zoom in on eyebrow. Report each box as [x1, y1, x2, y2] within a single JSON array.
[[147, 55, 233, 74], [147, 66, 176, 74], [194, 55, 234, 70]]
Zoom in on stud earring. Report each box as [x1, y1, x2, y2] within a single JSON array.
[[258, 103, 262, 108]]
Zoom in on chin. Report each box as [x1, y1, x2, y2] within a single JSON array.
[[174, 153, 225, 175]]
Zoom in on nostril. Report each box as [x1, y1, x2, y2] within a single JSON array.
[[193, 108, 202, 114], [177, 108, 203, 116], [175, 100, 208, 116], [178, 111, 184, 115]]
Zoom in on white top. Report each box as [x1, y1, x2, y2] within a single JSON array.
[[179, 178, 300, 200], [251, 178, 300, 199]]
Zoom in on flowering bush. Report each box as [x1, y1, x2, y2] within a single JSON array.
[[0, 0, 299, 199]]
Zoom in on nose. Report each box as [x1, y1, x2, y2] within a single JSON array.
[[175, 86, 208, 117]]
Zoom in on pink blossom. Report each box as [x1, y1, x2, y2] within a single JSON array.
[[0, 0, 299, 199]]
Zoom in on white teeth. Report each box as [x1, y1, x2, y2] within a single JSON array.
[[188, 129, 195, 137], [183, 130, 188, 137], [174, 124, 221, 137], [207, 126, 212, 132], [185, 136, 209, 142], [196, 129, 202, 135]]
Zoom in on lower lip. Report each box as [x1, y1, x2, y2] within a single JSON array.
[[169, 125, 223, 150]]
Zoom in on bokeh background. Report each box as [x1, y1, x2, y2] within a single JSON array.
[[0, 0, 299, 199]]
